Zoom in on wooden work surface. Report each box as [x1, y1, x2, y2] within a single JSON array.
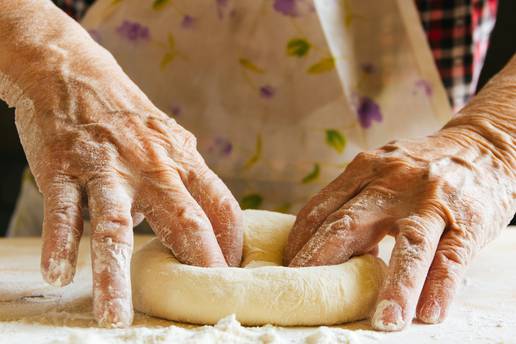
[[0, 230, 515, 343]]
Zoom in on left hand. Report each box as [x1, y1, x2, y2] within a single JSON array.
[[283, 125, 515, 331]]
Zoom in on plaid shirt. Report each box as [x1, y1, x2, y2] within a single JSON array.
[[56, 0, 497, 112], [416, 0, 498, 111]]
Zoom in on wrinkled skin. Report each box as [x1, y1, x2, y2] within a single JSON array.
[[29, 88, 243, 327], [285, 56, 516, 331], [0, 0, 243, 328]]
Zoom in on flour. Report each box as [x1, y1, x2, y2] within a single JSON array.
[[1, 231, 516, 343], [0, 313, 361, 344]]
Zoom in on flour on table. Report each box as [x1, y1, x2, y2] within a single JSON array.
[[0, 313, 360, 344]]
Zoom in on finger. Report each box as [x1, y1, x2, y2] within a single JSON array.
[[372, 213, 445, 331], [87, 175, 134, 328], [289, 188, 391, 267], [416, 225, 472, 324], [284, 163, 369, 265], [139, 168, 227, 267], [41, 177, 83, 287], [182, 160, 244, 267]]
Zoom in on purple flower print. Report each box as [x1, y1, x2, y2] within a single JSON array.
[[116, 20, 150, 42], [181, 15, 196, 29], [260, 85, 275, 99], [360, 62, 377, 74], [209, 137, 233, 156], [88, 29, 102, 43], [216, 0, 229, 19], [414, 79, 433, 96], [357, 96, 382, 128], [273, 0, 298, 17], [170, 105, 182, 117]]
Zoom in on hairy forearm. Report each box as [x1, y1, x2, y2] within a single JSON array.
[[444, 55, 516, 175]]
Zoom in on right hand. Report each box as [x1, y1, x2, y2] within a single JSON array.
[[5, 14, 243, 327]]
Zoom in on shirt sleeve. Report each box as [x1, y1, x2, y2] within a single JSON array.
[[52, 0, 96, 21], [416, 0, 498, 111]]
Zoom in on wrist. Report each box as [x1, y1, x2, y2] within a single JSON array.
[[440, 117, 515, 179], [442, 56, 516, 175]]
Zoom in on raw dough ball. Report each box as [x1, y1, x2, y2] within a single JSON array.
[[131, 210, 386, 326]]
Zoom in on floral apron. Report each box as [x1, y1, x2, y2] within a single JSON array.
[[8, 0, 451, 236]]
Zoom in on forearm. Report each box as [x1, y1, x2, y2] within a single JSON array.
[[443, 55, 516, 174], [0, 0, 133, 113]]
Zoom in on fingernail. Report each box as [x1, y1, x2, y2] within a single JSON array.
[[44, 258, 74, 287], [419, 300, 441, 324], [372, 300, 405, 331]]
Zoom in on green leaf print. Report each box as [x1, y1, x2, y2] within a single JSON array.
[[167, 33, 175, 48], [160, 52, 175, 69], [239, 58, 264, 74], [286, 38, 311, 57], [301, 164, 320, 184], [274, 203, 292, 214], [153, 0, 171, 10], [325, 129, 346, 153], [343, 0, 353, 27], [244, 135, 262, 169], [240, 194, 263, 210], [307, 57, 335, 74]]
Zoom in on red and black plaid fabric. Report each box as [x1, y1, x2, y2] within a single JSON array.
[[55, 0, 497, 112], [416, 0, 498, 111], [53, 0, 95, 21]]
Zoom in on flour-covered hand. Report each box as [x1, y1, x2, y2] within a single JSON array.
[[284, 57, 516, 331], [0, 0, 243, 327]]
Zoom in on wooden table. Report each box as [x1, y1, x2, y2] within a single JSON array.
[[0, 230, 515, 343]]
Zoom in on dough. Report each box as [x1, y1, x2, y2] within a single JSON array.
[[131, 210, 386, 326]]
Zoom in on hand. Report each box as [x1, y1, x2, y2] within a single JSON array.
[[19, 73, 243, 327], [284, 125, 514, 331], [3, 16, 243, 327]]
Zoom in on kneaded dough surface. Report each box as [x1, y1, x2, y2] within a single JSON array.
[[131, 210, 386, 326]]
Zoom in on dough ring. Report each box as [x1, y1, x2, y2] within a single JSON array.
[[131, 210, 387, 326]]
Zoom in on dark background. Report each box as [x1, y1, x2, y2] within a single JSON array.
[[0, 1, 515, 236]]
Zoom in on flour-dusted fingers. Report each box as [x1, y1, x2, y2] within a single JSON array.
[[40, 176, 83, 287], [288, 188, 391, 267], [284, 155, 375, 265], [416, 225, 473, 324], [87, 175, 134, 328], [139, 168, 227, 267], [372, 213, 445, 331], [182, 159, 244, 267]]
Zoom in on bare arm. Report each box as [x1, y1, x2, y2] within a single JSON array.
[[0, 0, 243, 328], [285, 55, 515, 331]]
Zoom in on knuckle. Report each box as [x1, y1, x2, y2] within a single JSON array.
[[428, 250, 467, 288], [435, 237, 471, 268], [434, 249, 466, 270], [176, 129, 197, 151], [93, 215, 132, 239], [353, 151, 376, 165], [398, 217, 427, 236], [46, 200, 80, 220], [189, 162, 213, 184], [325, 213, 355, 237], [396, 218, 434, 254]]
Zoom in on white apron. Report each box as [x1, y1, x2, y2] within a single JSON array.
[[8, 0, 451, 236]]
